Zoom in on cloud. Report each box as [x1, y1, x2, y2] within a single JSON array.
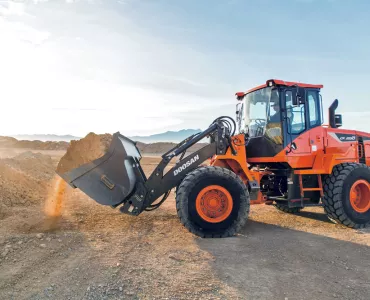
[[0, 106, 184, 136], [0, 0, 239, 136], [0, 20, 50, 45], [0, 1, 26, 16]]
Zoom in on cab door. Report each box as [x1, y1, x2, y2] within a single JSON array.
[[283, 89, 311, 154], [306, 90, 325, 154]]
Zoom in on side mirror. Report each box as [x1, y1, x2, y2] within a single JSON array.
[[292, 95, 301, 106], [335, 114, 342, 128], [235, 103, 243, 130], [292, 87, 305, 106], [236, 103, 242, 115]]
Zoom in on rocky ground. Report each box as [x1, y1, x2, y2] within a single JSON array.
[[0, 149, 369, 300]]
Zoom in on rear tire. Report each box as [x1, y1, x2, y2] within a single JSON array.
[[175, 166, 250, 238], [323, 163, 370, 229], [274, 203, 302, 214]]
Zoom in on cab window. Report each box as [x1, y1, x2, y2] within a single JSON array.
[[286, 91, 306, 134], [307, 91, 320, 127]]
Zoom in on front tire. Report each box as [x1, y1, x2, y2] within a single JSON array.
[[176, 166, 250, 238], [323, 163, 370, 229]]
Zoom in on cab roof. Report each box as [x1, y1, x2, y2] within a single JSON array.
[[235, 79, 324, 99]]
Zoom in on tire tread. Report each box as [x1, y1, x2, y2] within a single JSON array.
[[175, 166, 250, 238], [323, 163, 370, 229], [274, 204, 302, 214]]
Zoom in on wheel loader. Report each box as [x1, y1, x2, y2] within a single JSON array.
[[57, 79, 370, 237]]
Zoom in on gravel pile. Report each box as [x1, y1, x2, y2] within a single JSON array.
[[56, 133, 112, 174], [0, 152, 55, 211]]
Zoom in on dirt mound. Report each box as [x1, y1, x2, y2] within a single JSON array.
[[56, 132, 208, 175], [0, 152, 55, 210], [0, 203, 9, 219], [3, 151, 54, 180], [16, 140, 69, 150], [0, 136, 17, 145], [0, 136, 68, 151], [56, 132, 112, 174]]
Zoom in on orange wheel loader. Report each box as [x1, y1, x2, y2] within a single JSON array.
[[57, 79, 370, 238]]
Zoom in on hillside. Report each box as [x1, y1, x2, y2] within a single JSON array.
[[9, 134, 81, 142], [0, 136, 207, 155], [0, 136, 69, 151], [6, 129, 204, 144]]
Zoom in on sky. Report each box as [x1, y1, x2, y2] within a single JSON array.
[[1, 0, 370, 137]]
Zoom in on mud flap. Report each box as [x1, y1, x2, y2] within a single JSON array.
[[57, 132, 145, 207]]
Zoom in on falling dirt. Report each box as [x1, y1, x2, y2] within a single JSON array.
[[41, 176, 68, 232], [44, 176, 66, 218]]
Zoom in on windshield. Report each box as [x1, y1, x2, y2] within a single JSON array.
[[244, 87, 271, 137], [241, 87, 282, 144]]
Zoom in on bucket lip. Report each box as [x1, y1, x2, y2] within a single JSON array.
[[115, 133, 142, 160], [56, 131, 137, 184], [116, 132, 138, 146]]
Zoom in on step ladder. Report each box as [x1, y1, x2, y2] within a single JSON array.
[[294, 171, 324, 207]]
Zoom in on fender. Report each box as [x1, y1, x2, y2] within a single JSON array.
[[210, 134, 261, 201]]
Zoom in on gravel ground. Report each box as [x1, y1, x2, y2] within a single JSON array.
[[0, 154, 369, 299]]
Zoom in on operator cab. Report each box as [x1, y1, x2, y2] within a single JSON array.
[[235, 79, 324, 158]]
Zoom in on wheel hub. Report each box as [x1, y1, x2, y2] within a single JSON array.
[[209, 198, 218, 207], [350, 180, 370, 213], [195, 185, 233, 223]]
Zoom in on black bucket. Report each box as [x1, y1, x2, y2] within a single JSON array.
[[57, 132, 144, 206]]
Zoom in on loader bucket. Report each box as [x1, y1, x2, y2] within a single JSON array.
[[57, 132, 144, 207]]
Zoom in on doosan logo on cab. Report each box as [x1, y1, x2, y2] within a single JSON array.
[[174, 155, 199, 176]]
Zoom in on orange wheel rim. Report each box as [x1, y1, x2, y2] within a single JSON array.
[[350, 180, 370, 213], [195, 185, 233, 223]]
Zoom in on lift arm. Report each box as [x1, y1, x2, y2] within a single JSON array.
[[119, 118, 236, 216]]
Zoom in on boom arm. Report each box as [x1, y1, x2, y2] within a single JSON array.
[[119, 118, 236, 216]]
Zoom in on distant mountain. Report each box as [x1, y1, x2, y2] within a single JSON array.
[[8, 129, 205, 144], [129, 129, 203, 143], [1, 129, 208, 154], [9, 134, 81, 142]]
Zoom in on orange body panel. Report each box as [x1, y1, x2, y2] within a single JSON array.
[[247, 127, 370, 174], [209, 127, 370, 205], [210, 134, 267, 203], [365, 141, 370, 165], [228, 79, 370, 208], [210, 134, 258, 182]]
